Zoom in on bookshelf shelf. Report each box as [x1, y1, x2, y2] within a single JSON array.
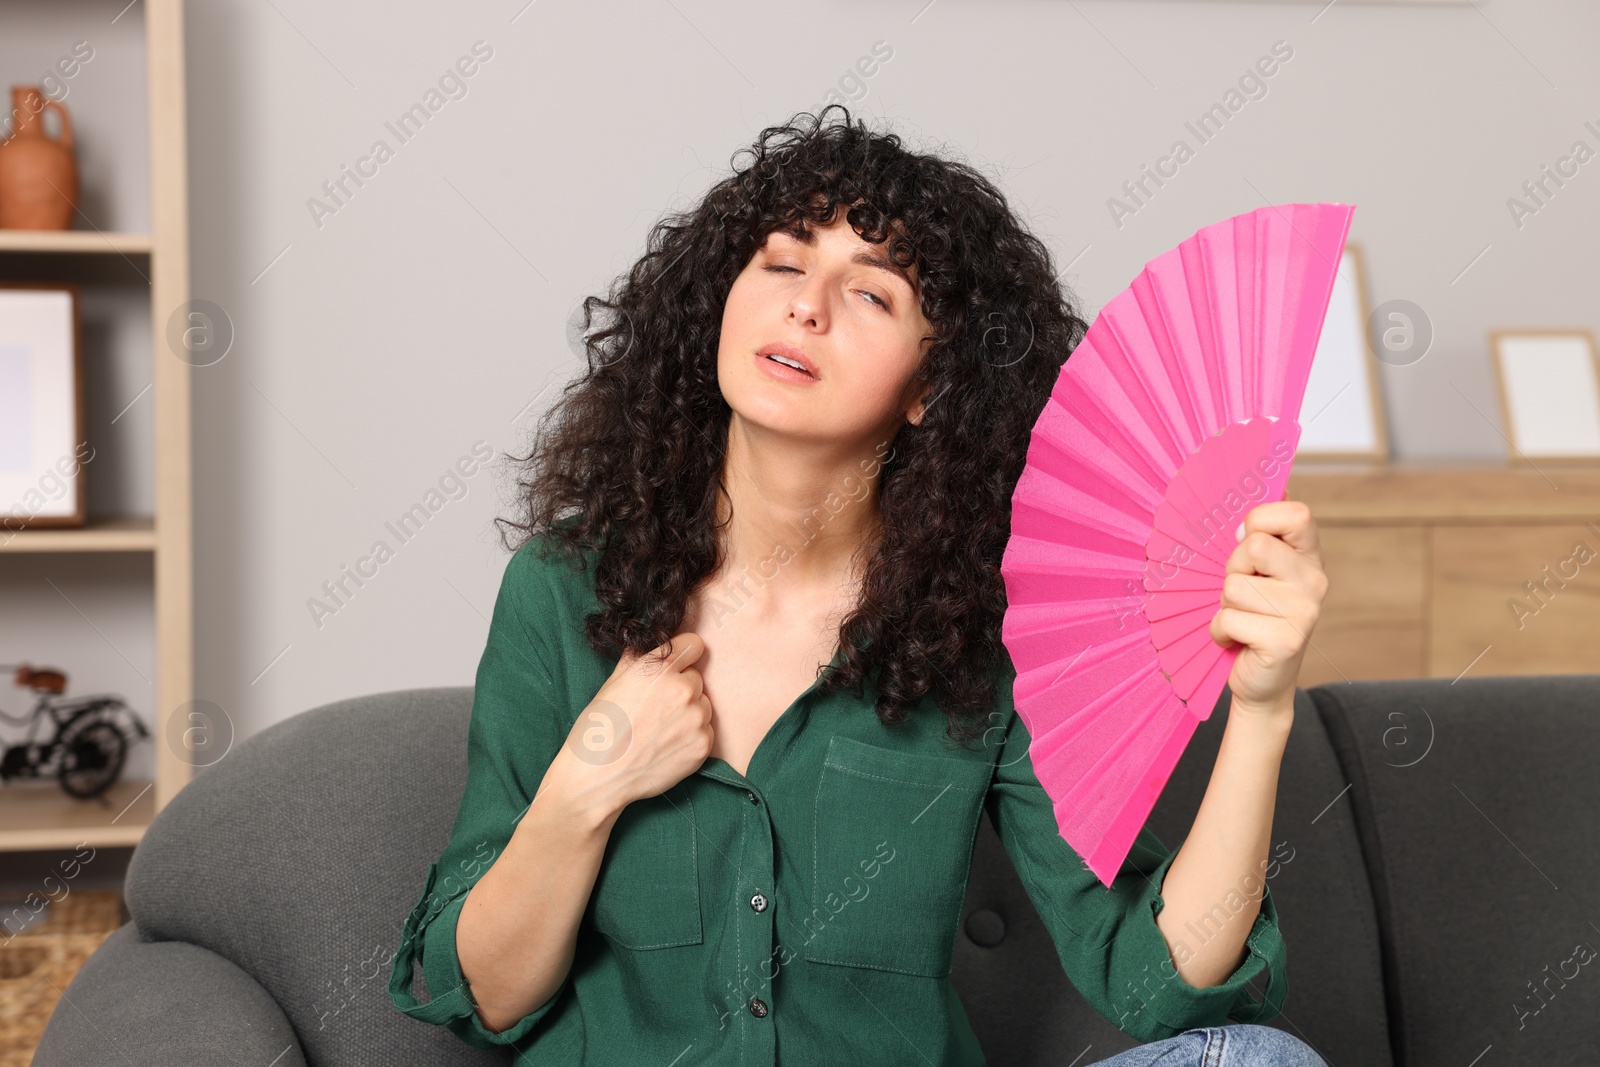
[[0, 780, 154, 851], [0, 516, 157, 554], [0, 231, 152, 255]]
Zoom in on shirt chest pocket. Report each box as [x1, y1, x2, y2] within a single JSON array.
[[590, 787, 703, 950], [801, 736, 994, 978]]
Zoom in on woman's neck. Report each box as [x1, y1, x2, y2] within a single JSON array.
[[711, 415, 887, 604]]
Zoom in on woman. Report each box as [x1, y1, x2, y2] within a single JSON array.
[[389, 105, 1329, 1066]]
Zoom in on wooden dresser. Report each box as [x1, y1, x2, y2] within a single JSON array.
[[1284, 464, 1600, 686]]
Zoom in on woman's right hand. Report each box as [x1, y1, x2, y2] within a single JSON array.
[[559, 631, 715, 811]]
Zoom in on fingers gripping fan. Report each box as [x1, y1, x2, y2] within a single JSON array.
[[1000, 202, 1354, 887]]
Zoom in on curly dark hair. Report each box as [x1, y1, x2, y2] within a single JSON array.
[[494, 104, 1090, 746]]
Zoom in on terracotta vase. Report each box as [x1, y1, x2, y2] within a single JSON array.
[[0, 85, 79, 230]]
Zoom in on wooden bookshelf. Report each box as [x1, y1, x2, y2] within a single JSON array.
[[0, 0, 193, 853]]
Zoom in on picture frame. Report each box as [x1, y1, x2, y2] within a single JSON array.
[[1295, 243, 1390, 463], [0, 282, 86, 529], [1490, 329, 1600, 465]]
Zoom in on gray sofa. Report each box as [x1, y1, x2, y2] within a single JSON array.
[[31, 675, 1600, 1066]]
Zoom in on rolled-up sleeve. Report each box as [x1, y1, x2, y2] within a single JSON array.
[[984, 704, 1287, 1044], [387, 541, 574, 1049]]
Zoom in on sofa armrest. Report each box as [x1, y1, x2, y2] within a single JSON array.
[[31, 922, 307, 1067]]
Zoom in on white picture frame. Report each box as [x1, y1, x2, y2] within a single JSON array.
[[1295, 244, 1390, 463], [0, 284, 85, 529], [1491, 329, 1600, 465]]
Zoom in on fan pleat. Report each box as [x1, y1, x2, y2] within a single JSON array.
[[1011, 619, 1150, 708], [1015, 633, 1157, 753], [1235, 214, 1261, 415], [1100, 296, 1200, 466], [1058, 340, 1173, 491], [1011, 436, 1152, 543], [1003, 525, 1140, 577], [1032, 393, 1163, 512], [1155, 600, 1222, 661], [1195, 223, 1246, 423], [1149, 498, 1231, 573], [1143, 587, 1223, 626], [1039, 668, 1169, 810], [1031, 665, 1196, 883], [1002, 553, 1138, 604], [1141, 556, 1224, 594], [1130, 255, 1210, 443], [1256, 208, 1295, 411], [1010, 500, 1142, 560], [1071, 695, 1199, 882], [1001, 598, 1145, 679]]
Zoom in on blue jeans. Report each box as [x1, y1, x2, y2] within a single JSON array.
[[1084, 1024, 1328, 1066]]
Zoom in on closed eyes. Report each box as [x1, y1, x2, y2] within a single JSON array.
[[762, 264, 889, 311]]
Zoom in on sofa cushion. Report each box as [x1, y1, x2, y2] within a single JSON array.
[[31, 922, 308, 1066], [123, 685, 510, 1066], [1312, 675, 1600, 1067]]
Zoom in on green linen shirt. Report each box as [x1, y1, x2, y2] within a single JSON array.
[[388, 531, 1287, 1063]]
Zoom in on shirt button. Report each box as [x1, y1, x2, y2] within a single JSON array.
[[750, 892, 768, 912], [749, 997, 769, 1018], [746, 790, 759, 805]]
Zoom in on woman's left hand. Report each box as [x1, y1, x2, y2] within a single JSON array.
[[1208, 497, 1329, 718]]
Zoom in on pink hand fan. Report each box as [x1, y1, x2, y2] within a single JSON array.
[[1000, 202, 1354, 888]]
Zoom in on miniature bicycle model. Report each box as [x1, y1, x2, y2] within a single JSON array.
[[0, 663, 150, 799]]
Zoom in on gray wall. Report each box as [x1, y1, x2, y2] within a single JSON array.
[[3, 0, 1597, 786]]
